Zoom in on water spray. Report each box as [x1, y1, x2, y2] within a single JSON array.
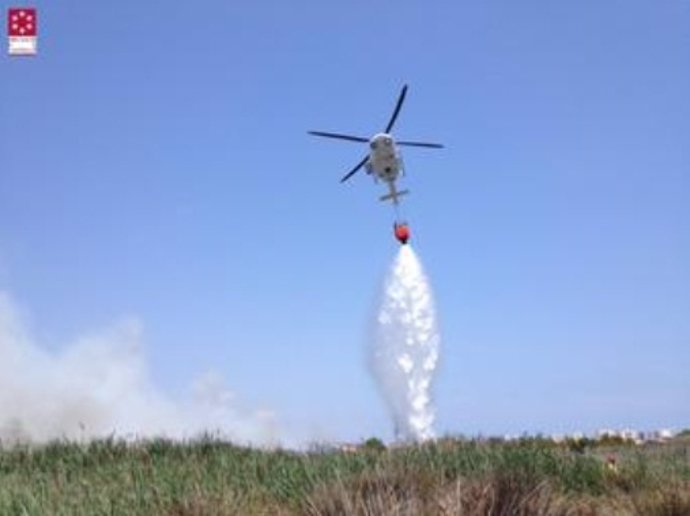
[[371, 245, 440, 442]]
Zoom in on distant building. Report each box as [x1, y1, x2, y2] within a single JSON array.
[[596, 428, 676, 444]]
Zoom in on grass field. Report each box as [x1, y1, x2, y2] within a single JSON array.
[[0, 436, 687, 515]]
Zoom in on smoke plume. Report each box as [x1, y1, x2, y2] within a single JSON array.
[[0, 291, 278, 445], [371, 245, 440, 441]]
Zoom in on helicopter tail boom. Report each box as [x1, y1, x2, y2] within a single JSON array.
[[380, 189, 409, 205]]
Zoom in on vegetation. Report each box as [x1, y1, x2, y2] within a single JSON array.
[[0, 435, 687, 515]]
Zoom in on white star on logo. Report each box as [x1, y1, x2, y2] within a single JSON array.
[[19, 27, 25, 34], [19, 11, 25, 17], [12, 23, 18, 30], [26, 23, 33, 30], [27, 15, 33, 21], [11, 15, 18, 22]]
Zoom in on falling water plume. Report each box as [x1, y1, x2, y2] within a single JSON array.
[[371, 245, 440, 442]]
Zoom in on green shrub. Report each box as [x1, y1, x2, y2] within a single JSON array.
[[0, 437, 685, 514]]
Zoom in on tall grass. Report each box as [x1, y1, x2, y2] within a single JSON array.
[[0, 436, 687, 515]]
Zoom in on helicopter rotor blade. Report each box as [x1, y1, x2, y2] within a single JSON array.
[[397, 140, 444, 149], [308, 131, 369, 143], [340, 156, 369, 183], [384, 84, 408, 133]]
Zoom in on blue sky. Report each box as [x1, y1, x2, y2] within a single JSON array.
[[1, 0, 688, 442]]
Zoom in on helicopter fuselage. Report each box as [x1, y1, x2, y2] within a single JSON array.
[[366, 133, 403, 183], [366, 133, 410, 205]]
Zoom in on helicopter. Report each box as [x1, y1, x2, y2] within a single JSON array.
[[308, 84, 443, 206]]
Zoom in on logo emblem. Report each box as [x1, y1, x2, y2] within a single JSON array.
[[8, 8, 37, 56]]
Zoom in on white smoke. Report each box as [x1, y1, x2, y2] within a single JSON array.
[[0, 291, 278, 445], [370, 245, 440, 442]]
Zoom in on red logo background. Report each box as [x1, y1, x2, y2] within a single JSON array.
[[8, 8, 37, 37]]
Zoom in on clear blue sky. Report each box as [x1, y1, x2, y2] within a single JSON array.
[[1, 0, 688, 442]]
